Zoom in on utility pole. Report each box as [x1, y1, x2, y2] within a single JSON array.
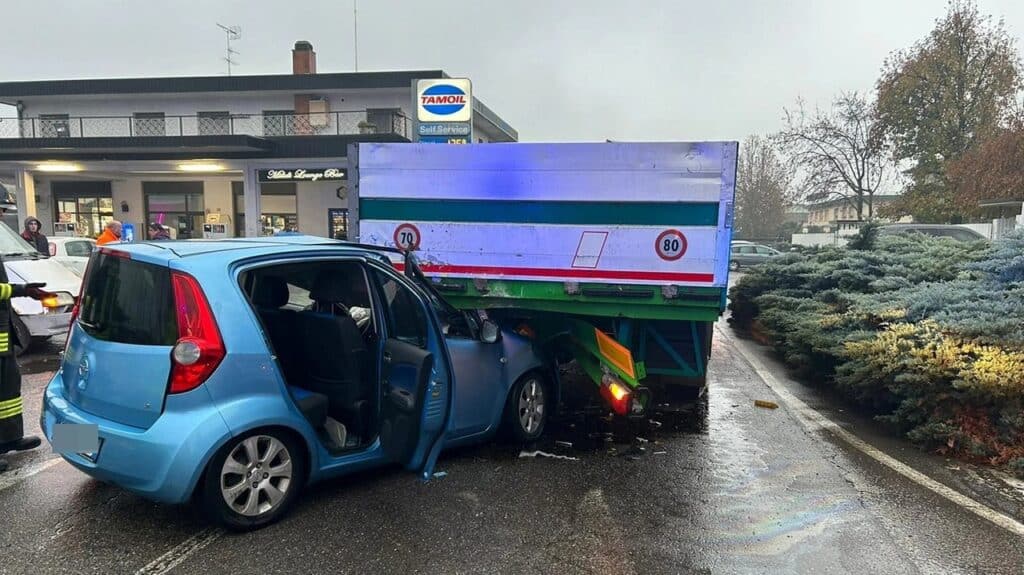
[[217, 23, 241, 76], [353, 0, 359, 72]]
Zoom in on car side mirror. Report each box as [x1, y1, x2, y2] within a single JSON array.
[[480, 320, 501, 344]]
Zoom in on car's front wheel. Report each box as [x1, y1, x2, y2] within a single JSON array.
[[202, 430, 306, 531], [728, 260, 740, 272], [503, 374, 549, 442]]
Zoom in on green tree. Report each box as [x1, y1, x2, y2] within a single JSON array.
[[876, 0, 1021, 222], [734, 136, 793, 240]]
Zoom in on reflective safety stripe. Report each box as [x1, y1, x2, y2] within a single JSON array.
[[0, 396, 23, 419], [0, 283, 11, 300]]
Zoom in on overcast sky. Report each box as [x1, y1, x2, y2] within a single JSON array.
[[2, 0, 1022, 142]]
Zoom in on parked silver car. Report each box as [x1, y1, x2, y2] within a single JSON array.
[[729, 243, 780, 271]]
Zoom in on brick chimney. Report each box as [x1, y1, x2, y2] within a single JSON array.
[[292, 41, 316, 75]]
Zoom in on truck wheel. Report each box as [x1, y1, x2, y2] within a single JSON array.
[[503, 373, 549, 443], [202, 430, 306, 531], [12, 316, 31, 357], [728, 260, 740, 272]]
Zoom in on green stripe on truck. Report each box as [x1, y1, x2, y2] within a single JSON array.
[[360, 199, 720, 226]]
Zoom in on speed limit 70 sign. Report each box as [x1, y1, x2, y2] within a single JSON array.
[[393, 223, 421, 250], [655, 229, 687, 261]]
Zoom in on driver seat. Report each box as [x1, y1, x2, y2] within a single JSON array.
[[294, 268, 371, 436]]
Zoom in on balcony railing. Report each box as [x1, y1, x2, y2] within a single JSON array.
[[0, 110, 410, 140]]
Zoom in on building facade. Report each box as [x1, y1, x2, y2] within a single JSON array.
[[0, 41, 517, 239], [804, 195, 900, 231]]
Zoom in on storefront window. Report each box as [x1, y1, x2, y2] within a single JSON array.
[[144, 182, 205, 239], [232, 182, 299, 236], [53, 181, 114, 238]]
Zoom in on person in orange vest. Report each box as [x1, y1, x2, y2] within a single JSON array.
[[0, 253, 55, 473], [96, 220, 122, 245]]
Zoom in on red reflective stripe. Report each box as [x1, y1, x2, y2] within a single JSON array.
[[395, 262, 714, 283]]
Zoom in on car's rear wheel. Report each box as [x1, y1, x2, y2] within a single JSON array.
[[12, 315, 31, 356], [728, 260, 740, 272], [502, 373, 549, 442], [202, 430, 306, 531]]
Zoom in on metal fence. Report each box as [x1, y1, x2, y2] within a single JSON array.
[[0, 110, 410, 139]]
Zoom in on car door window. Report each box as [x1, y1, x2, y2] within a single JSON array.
[[755, 246, 774, 255], [373, 271, 428, 348], [740, 246, 756, 254], [65, 241, 94, 257]]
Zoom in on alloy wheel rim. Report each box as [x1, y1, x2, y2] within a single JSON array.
[[518, 379, 545, 434], [220, 435, 293, 516]]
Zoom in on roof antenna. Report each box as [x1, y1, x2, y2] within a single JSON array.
[[217, 23, 241, 76]]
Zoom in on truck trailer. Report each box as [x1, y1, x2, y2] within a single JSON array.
[[348, 141, 737, 416]]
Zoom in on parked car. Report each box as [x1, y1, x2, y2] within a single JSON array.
[[49, 236, 97, 277], [877, 224, 987, 242], [729, 243, 780, 271], [0, 222, 81, 353], [42, 236, 552, 530]]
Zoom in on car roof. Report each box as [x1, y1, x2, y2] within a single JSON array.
[[101, 234, 400, 266], [50, 236, 95, 243]]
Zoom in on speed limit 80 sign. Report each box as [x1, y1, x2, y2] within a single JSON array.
[[655, 229, 687, 261], [393, 223, 421, 251]]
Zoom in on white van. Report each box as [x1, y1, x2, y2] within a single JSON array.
[[0, 221, 82, 354]]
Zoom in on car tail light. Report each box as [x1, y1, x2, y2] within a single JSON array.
[[48, 242, 56, 256], [168, 271, 225, 394]]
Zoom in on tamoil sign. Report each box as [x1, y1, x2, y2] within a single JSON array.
[[416, 78, 473, 143], [417, 79, 472, 122]]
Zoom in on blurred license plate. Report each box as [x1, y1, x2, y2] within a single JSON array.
[[51, 423, 100, 460]]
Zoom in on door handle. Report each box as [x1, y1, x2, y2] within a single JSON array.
[[383, 351, 392, 364]]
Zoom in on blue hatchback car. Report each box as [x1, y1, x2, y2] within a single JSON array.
[[41, 236, 552, 530]]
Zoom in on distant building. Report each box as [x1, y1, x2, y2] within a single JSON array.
[[804, 194, 900, 231], [0, 41, 517, 239], [784, 204, 809, 226]]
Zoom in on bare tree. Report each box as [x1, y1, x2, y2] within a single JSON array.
[[776, 92, 894, 220], [734, 135, 794, 240]]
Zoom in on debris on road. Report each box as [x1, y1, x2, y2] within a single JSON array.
[[519, 450, 579, 461], [554, 440, 573, 449], [653, 451, 668, 455], [433, 471, 448, 479], [648, 420, 663, 429], [636, 437, 649, 444], [754, 400, 779, 409]]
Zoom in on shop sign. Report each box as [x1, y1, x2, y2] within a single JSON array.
[[258, 168, 346, 183], [418, 123, 472, 137]]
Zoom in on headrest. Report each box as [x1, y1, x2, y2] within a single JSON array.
[[309, 268, 367, 304], [252, 275, 289, 308]]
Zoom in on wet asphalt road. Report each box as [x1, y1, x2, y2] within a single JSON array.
[[3, 320, 1024, 574]]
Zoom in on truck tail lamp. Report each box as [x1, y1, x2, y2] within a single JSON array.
[[600, 374, 645, 416]]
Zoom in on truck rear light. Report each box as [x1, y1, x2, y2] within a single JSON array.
[[168, 271, 225, 394], [600, 376, 632, 416]]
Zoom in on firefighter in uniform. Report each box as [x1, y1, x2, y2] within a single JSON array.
[[0, 254, 53, 473]]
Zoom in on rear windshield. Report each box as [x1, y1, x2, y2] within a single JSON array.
[[78, 253, 177, 346]]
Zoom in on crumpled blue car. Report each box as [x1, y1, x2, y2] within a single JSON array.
[[41, 236, 552, 530]]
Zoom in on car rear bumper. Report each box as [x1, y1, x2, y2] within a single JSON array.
[[21, 312, 71, 338], [40, 373, 231, 504]]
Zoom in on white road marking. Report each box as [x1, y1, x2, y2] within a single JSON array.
[[134, 527, 224, 575], [718, 326, 1024, 538], [0, 457, 64, 492]]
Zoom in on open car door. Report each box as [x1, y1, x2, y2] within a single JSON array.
[[371, 263, 453, 480]]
